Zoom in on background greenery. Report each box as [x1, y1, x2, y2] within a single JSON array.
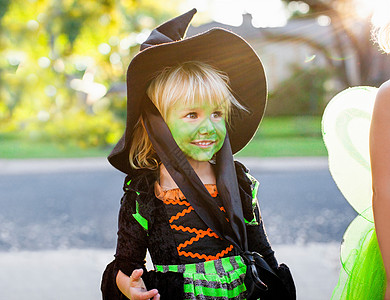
[[237, 115, 326, 157], [1, 0, 182, 156], [3, 0, 381, 159], [1, 116, 326, 158]]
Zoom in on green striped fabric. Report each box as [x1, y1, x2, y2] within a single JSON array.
[[155, 255, 247, 299]]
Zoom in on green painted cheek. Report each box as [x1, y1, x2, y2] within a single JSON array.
[[168, 119, 227, 161], [168, 120, 194, 157]]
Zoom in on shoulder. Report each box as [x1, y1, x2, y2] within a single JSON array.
[[372, 80, 390, 134], [121, 169, 158, 208], [123, 169, 158, 194], [378, 80, 390, 96], [234, 160, 252, 181], [374, 80, 390, 111], [234, 160, 261, 224], [234, 160, 259, 187]]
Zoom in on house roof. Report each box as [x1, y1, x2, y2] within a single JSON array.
[[187, 14, 336, 47]]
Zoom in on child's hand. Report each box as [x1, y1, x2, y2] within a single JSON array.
[[117, 269, 160, 300], [128, 269, 160, 300]]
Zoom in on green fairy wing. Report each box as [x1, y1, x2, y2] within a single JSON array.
[[322, 86, 378, 221], [322, 87, 387, 300]]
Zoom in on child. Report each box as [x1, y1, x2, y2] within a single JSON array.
[[101, 9, 294, 300], [371, 20, 390, 300], [325, 20, 390, 300]]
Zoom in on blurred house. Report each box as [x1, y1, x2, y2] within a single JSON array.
[[187, 13, 349, 91]]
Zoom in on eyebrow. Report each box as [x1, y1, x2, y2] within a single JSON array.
[[184, 105, 223, 110]]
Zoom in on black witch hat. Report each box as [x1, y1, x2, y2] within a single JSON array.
[[108, 8, 267, 175]]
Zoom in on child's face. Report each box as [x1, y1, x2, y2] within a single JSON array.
[[166, 101, 227, 162]]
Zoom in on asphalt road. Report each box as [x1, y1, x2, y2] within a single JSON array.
[[0, 157, 356, 251]]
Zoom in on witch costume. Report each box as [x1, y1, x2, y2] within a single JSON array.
[[101, 9, 295, 300]]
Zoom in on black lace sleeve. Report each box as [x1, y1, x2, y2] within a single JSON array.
[[235, 160, 279, 270], [247, 207, 278, 270], [101, 190, 148, 300], [115, 191, 148, 276]]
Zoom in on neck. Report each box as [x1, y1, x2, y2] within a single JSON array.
[[159, 159, 216, 190]]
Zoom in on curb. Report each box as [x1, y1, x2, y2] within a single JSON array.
[[0, 156, 329, 175]]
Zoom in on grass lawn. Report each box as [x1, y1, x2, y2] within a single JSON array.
[[236, 136, 326, 157], [0, 133, 110, 159], [0, 116, 327, 159], [236, 115, 327, 157]]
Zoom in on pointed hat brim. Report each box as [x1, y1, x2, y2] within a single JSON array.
[[108, 15, 267, 174]]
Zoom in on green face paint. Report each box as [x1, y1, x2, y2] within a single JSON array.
[[166, 101, 227, 162]]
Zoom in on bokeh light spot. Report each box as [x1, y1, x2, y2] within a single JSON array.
[[45, 85, 57, 97], [27, 20, 39, 31], [109, 53, 121, 65], [317, 15, 331, 27], [98, 43, 111, 55], [38, 57, 51, 68]]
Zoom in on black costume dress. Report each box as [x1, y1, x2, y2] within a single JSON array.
[[101, 161, 277, 299]]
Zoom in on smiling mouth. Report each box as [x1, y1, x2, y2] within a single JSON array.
[[191, 140, 216, 148]]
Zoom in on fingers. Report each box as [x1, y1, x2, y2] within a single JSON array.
[[140, 289, 159, 299], [129, 269, 147, 290], [132, 288, 159, 300], [130, 268, 144, 281], [129, 269, 160, 300]]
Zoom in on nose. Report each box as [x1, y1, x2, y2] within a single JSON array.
[[198, 118, 216, 135]]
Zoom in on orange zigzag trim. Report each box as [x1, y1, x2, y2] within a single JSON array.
[[177, 228, 219, 250], [177, 245, 234, 261], [169, 207, 194, 223], [220, 206, 226, 213], [162, 199, 190, 206], [170, 224, 219, 237]]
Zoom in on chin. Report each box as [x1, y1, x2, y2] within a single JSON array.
[[187, 154, 214, 162]]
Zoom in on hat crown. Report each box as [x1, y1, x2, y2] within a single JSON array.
[[140, 8, 197, 51]]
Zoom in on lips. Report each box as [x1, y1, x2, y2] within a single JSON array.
[[191, 140, 216, 148]]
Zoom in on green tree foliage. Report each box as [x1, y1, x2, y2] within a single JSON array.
[[267, 64, 334, 116], [0, 0, 183, 147], [0, 0, 11, 20]]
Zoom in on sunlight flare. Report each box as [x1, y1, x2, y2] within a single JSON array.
[[355, 0, 390, 26]]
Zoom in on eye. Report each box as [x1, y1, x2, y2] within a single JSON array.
[[185, 112, 198, 119], [211, 111, 223, 119]]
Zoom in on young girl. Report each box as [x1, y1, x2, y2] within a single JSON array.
[[326, 20, 390, 300], [101, 9, 294, 300], [371, 20, 390, 300]]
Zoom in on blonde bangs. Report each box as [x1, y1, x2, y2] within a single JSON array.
[[147, 61, 246, 122]]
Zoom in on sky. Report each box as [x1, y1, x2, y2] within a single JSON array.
[[181, 0, 390, 28], [182, 0, 289, 27]]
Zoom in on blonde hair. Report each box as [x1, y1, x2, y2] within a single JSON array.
[[373, 21, 390, 53], [129, 61, 246, 170]]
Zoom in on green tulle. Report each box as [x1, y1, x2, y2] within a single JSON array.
[[331, 226, 386, 300]]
